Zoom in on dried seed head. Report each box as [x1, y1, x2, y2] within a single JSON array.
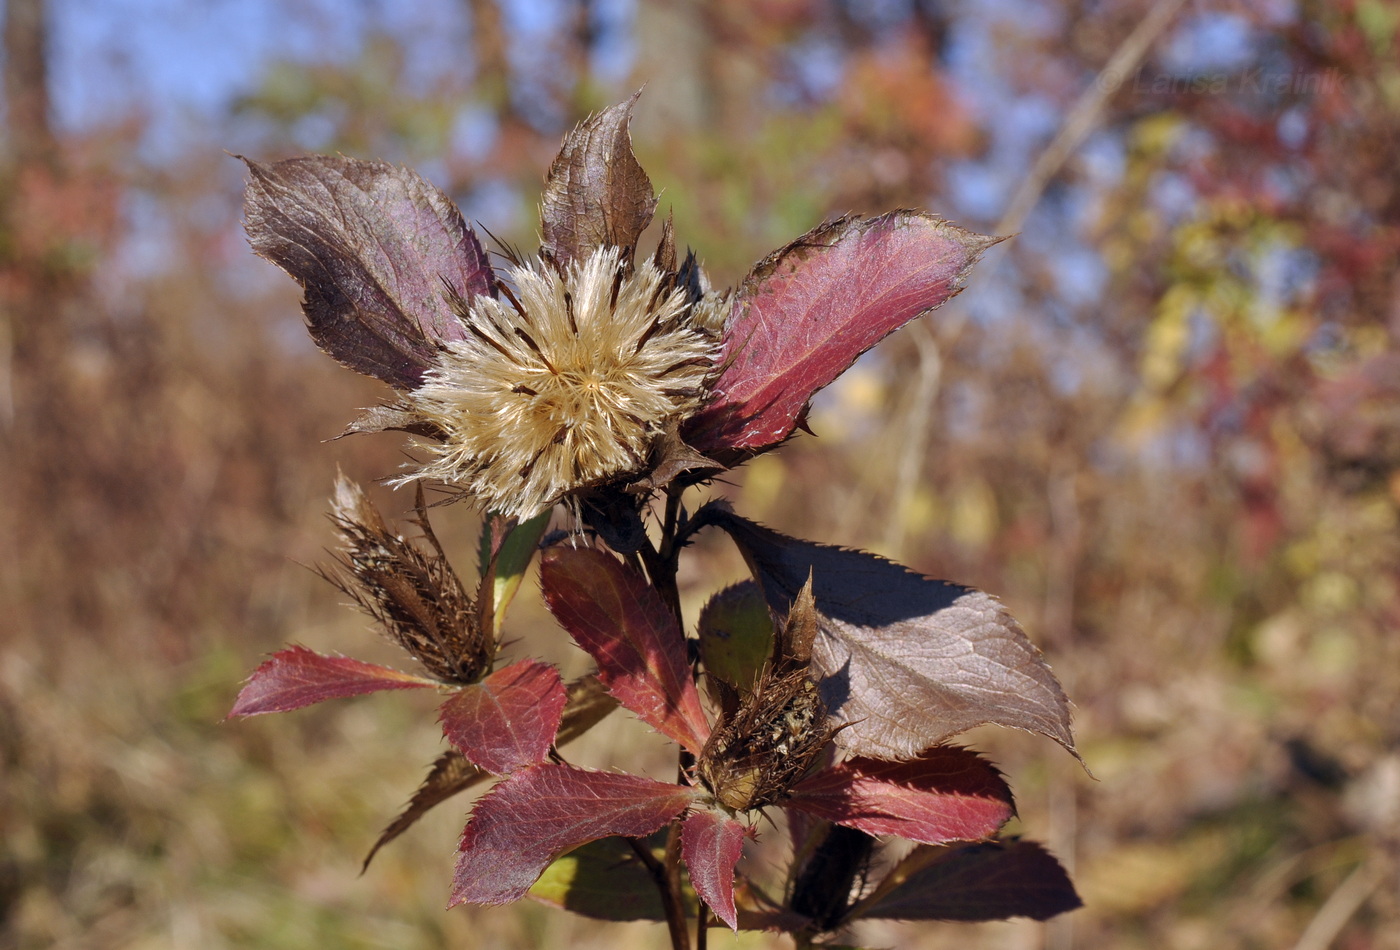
[[403, 246, 722, 518], [697, 577, 836, 812], [698, 670, 832, 812], [322, 476, 491, 684]]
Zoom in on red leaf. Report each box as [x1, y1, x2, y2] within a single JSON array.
[[541, 547, 710, 755], [450, 764, 698, 906], [681, 809, 748, 930], [708, 508, 1078, 762], [439, 659, 567, 774], [242, 155, 494, 389], [787, 748, 1014, 844], [857, 839, 1081, 922], [685, 213, 995, 456], [363, 674, 618, 871], [229, 645, 437, 717]]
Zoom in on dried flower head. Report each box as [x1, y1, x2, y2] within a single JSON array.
[[322, 475, 491, 684], [697, 576, 837, 811], [699, 671, 831, 812], [403, 246, 723, 518]]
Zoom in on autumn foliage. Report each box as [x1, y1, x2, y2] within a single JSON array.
[[10, 3, 1400, 949], [229, 97, 1081, 944]]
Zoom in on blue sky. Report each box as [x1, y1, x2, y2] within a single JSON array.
[[13, 0, 1292, 360], [40, 0, 643, 144], [40, 0, 609, 155]]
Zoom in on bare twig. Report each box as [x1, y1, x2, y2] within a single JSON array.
[[997, 0, 1189, 239], [1290, 859, 1381, 950], [894, 0, 1188, 534], [664, 818, 691, 950], [881, 327, 942, 556], [627, 835, 691, 950]]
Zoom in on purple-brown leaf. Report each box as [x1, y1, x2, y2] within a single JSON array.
[[450, 764, 698, 906], [685, 213, 996, 457], [856, 839, 1082, 922], [681, 808, 748, 930], [242, 155, 494, 389], [787, 747, 1015, 844], [438, 659, 567, 774], [540, 94, 658, 271], [541, 547, 711, 755], [229, 645, 437, 717], [708, 508, 1078, 761]]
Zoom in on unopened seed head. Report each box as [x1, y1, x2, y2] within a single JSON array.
[[404, 247, 721, 517], [323, 475, 488, 683]]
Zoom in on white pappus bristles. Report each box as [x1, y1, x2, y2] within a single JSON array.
[[405, 247, 721, 518]]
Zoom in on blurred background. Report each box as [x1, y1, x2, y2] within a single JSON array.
[[3, 0, 1399, 947]]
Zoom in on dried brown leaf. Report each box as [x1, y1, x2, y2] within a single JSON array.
[[337, 404, 446, 441], [361, 750, 486, 872], [539, 93, 658, 272]]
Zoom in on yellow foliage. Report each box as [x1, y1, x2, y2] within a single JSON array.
[[1141, 283, 1196, 391], [738, 453, 786, 522], [948, 478, 998, 550]]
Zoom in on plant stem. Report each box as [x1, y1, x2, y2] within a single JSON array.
[[632, 494, 696, 950], [641, 535, 683, 626], [664, 817, 689, 950], [661, 489, 683, 556], [627, 836, 690, 950]]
